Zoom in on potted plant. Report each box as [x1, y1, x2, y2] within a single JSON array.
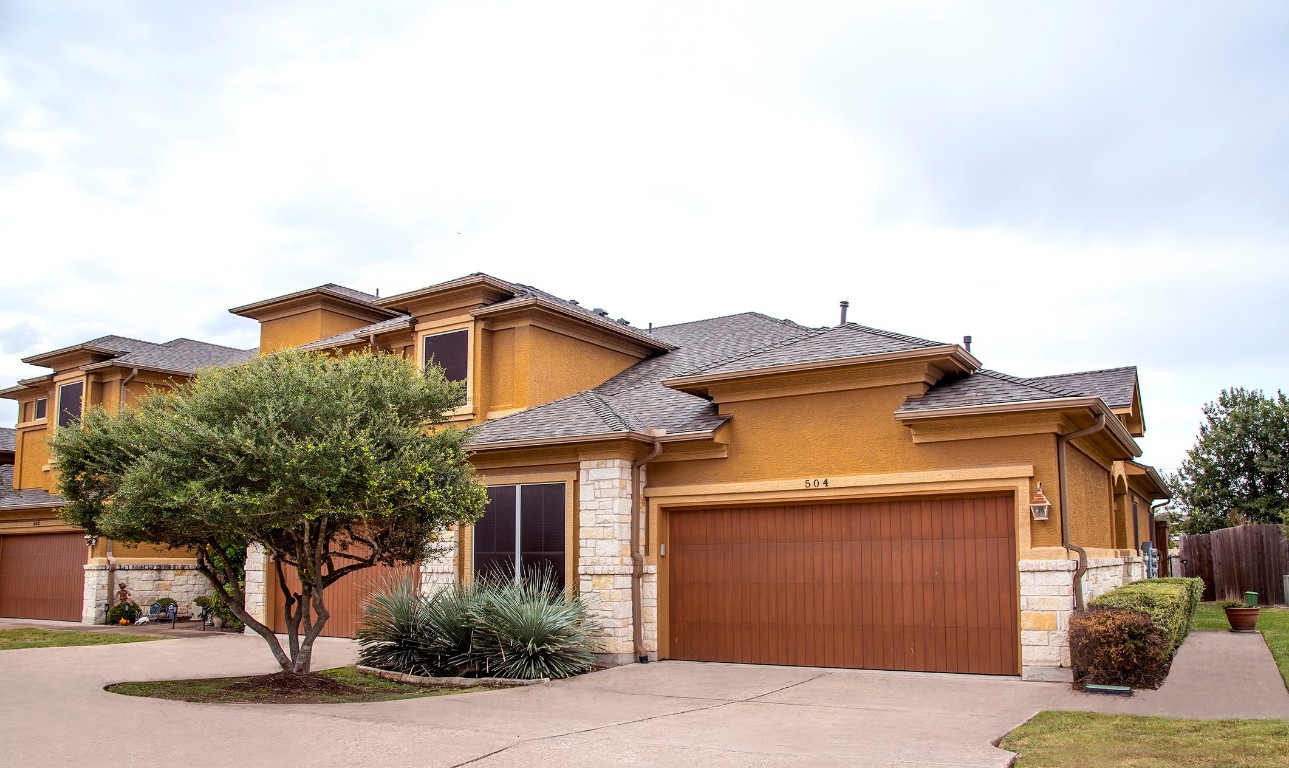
[[1222, 599, 1260, 632]]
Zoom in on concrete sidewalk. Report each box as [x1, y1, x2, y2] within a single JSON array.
[[0, 624, 1284, 768]]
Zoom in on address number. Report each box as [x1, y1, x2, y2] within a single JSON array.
[[804, 479, 830, 488]]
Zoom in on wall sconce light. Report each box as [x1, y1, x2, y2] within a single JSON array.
[[1029, 483, 1052, 521], [84, 533, 99, 547]]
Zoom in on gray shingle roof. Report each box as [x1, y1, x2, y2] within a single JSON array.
[[469, 312, 809, 445], [0, 427, 15, 453], [897, 366, 1139, 414], [297, 315, 414, 351], [0, 465, 63, 509], [683, 323, 944, 377], [1028, 367, 1138, 410], [82, 338, 256, 375]]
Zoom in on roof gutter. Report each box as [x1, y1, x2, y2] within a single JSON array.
[[663, 345, 980, 392], [631, 440, 663, 664], [1058, 412, 1107, 611], [465, 427, 721, 453]]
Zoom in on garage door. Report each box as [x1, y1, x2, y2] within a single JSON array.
[[0, 533, 87, 622], [668, 495, 1018, 675], [271, 558, 420, 638]]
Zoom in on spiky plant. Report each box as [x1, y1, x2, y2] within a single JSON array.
[[355, 577, 436, 676], [469, 570, 600, 680]]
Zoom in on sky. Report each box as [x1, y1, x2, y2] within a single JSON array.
[[1, 1, 1286, 474]]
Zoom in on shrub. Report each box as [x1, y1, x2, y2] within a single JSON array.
[[1089, 577, 1203, 653], [153, 597, 177, 612], [1070, 606, 1169, 689], [195, 592, 244, 629], [358, 574, 599, 680], [107, 601, 141, 625]]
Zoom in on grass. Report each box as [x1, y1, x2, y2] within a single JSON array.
[[999, 711, 1289, 767], [107, 665, 487, 704], [0, 628, 162, 650], [1193, 602, 1289, 690]]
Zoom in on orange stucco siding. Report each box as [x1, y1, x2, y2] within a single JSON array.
[[524, 326, 638, 408], [17, 426, 50, 491], [259, 309, 326, 353], [1066, 446, 1114, 550]]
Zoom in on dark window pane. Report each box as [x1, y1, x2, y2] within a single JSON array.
[[57, 382, 83, 427], [520, 483, 566, 591], [474, 485, 516, 581], [423, 330, 468, 383], [34, 398, 47, 420]]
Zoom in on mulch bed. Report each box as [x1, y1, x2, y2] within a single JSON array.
[[107, 666, 487, 704]]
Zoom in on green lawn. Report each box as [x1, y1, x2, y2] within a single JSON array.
[[0, 628, 162, 650], [1193, 602, 1289, 690], [1000, 711, 1289, 767], [107, 666, 486, 704]]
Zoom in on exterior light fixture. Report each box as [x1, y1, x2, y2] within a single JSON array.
[[1029, 483, 1052, 521], [84, 533, 99, 547]]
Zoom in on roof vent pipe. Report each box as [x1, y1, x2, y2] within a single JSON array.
[[963, 335, 972, 354], [839, 301, 849, 325]]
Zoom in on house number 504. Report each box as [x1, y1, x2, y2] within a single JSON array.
[[804, 479, 829, 488]]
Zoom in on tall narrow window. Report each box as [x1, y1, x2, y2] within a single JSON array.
[[34, 398, 47, 420], [57, 382, 83, 427], [423, 329, 468, 383], [473, 483, 566, 589]]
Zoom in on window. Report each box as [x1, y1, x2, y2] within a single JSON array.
[[57, 382, 83, 427], [34, 398, 46, 420], [473, 483, 566, 589], [422, 329, 468, 383]]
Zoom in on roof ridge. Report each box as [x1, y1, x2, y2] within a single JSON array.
[[842, 322, 945, 348], [1029, 365, 1137, 379], [666, 326, 826, 379], [578, 391, 632, 432], [978, 369, 1087, 399], [651, 311, 805, 332]]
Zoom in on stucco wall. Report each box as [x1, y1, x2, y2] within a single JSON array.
[[1067, 446, 1113, 550]]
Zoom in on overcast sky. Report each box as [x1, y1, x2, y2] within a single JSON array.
[[2, 1, 1286, 474]]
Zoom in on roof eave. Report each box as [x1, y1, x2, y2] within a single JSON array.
[[663, 345, 980, 393], [22, 344, 125, 367], [229, 287, 399, 319], [895, 397, 1143, 458], [466, 428, 718, 453], [377, 274, 522, 310]]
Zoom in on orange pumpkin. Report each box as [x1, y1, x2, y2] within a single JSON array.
[[119, 618, 129, 626]]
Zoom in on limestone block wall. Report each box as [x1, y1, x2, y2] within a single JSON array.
[[83, 563, 212, 624], [1019, 555, 1147, 681], [244, 545, 268, 625], [420, 529, 459, 597], [578, 458, 637, 664]]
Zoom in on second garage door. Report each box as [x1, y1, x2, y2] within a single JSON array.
[[271, 558, 419, 638], [0, 532, 87, 622], [667, 495, 1018, 675]]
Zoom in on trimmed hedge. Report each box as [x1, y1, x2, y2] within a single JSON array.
[[1089, 577, 1204, 653], [1070, 606, 1169, 689]]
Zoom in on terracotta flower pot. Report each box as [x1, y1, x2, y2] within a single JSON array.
[[1224, 606, 1260, 632]]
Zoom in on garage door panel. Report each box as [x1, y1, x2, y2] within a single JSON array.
[[668, 495, 1018, 675], [0, 533, 86, 622]]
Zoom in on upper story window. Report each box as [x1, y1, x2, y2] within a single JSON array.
[[57, 382, 83, 427], [423, 329, 469, 383], [34, 397, 47, 421]]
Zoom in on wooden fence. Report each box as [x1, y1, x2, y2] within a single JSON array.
[[1179, 524, 1289, 604]]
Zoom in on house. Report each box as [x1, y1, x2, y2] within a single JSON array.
[[0, 336, 255, 622], [0, 274, 1169, 681]]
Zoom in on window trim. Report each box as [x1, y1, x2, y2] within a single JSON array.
[[33, 397, 47, 421], [56, 380, 85, 428], [417, 322, 473, 416]]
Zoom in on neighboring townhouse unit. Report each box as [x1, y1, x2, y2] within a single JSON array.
[[0, 336, 255, 622], [0, 274, 1170, 682]]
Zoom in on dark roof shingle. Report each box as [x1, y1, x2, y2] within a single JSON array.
[[0, 465, 64, 510], [0, 427, 15, 453], [1028, 367, 1138, 410]]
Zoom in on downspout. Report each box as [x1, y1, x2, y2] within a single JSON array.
[[631, 439, 663, 664], [1057, 413, 1107, 611], [366, 333, 392, 353], [119, 368, 139, 411]]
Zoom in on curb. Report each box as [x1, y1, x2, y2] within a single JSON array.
[[355, 665, 548, 688]]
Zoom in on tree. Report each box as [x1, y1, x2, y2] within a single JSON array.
[[52, 350, 488, 675], [1168, 387, 1289, 534]]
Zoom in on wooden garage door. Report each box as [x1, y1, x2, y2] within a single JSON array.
[[271, 559, 419, 638], [0, 533, 87, 622], [668, 495, 1018, 675]]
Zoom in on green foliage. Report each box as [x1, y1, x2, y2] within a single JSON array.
[[195, 592, 243, 629], [357, 575, 599, 680], [1167, 388, 1289, 534], [49, 349, 488, 674], [1089, 577, 1203, 653], [1069, 606, 1169, 689], [107, 601, 141, 624]]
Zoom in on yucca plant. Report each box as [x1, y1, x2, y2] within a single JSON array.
[[355, 577, 437, 676], [421, 581, 482, 676], [468, 570, 600, 680]]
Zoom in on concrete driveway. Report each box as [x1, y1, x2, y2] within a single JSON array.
[[1, 623, 1285, 768]]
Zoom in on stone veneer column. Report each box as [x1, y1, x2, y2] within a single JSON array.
[[578, 458, 636, 665], [243, 544, 268, 625], [82, 564, 110, 624], [420, 529, 459, 597]]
